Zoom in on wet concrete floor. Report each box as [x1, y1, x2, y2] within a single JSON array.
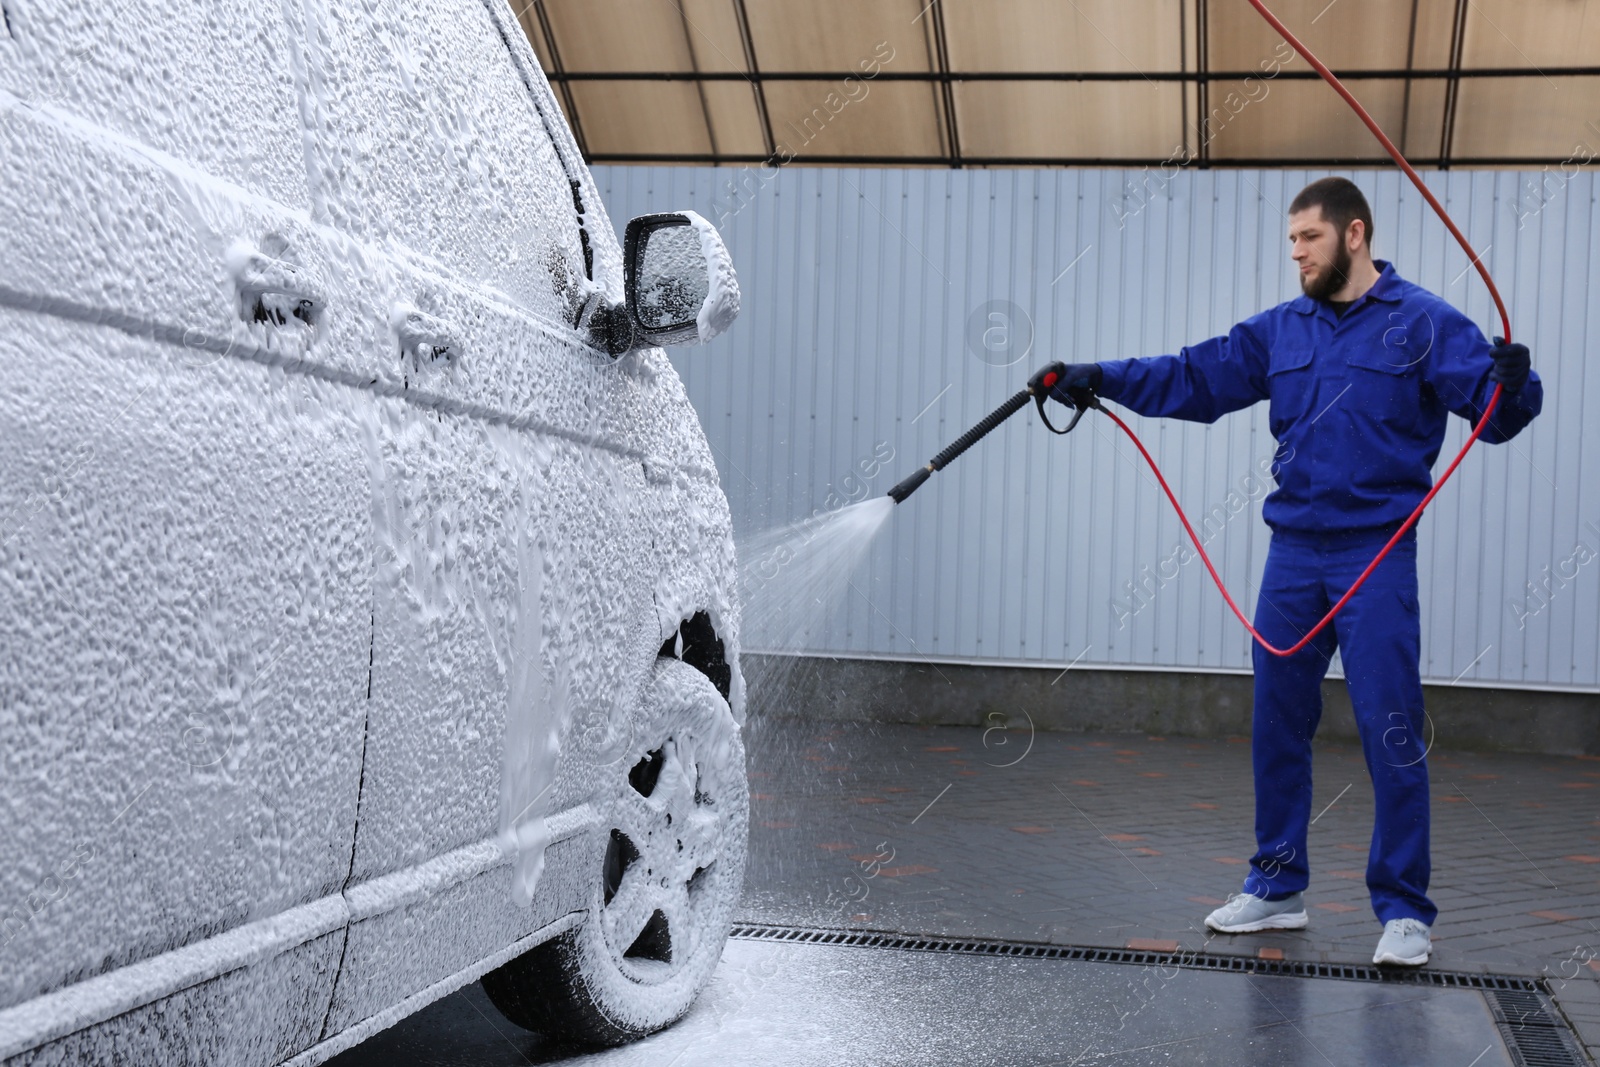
[[332, 718, 1599, 1065], [334, 937, 1516, 1066]]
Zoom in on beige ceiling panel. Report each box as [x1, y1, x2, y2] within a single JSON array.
[[1410, 0, 1460, 69], [512, 7, 554, 70], [1461, 0, 1600, 68], [543, 0, 695, 72], [763, 80, 943, 157], [549, 91, 578, 135], [1208, 0, 1417, 71], [701, 80, 770, 156], [568, 81, 713, 157], [1202, 79, 1407, 159], [743, 0, 934, 72], [1184, 79, 1201, 154], [679, 0, 751, 74], [1452, 77, 1600, 160], [1400, 78, 1447, 158], [510, 8, 583, 142], [944, 0, 1180, 72], [957, 83, 1182, 159], [516, 0, 1600, 166]]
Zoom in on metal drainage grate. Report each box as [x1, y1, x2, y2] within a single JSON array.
[[1489, 989, 1591, 1067], [729, 923, 1542, 992]]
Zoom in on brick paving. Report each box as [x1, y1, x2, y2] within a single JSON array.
[[739, 717, 1600, 1061]]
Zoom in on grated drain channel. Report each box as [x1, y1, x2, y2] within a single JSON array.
[[729, 924, 1590, 1064], [729, 922, 1540, 992], [1489, 990, 1592, 1067]]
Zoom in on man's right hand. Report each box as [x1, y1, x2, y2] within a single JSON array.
[[1027, 361, 1103, 434], [1028, 362, 1102, 404]]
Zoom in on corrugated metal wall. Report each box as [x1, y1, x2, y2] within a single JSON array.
[[593, 165, 1600, 692]]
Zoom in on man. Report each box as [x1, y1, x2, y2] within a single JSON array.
[[1048, 177, 1541, 967]]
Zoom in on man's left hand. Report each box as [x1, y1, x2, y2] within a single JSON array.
[[1489, 337, 1530, 393]]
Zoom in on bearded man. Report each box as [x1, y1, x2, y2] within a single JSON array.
[[1047, 176, 1542, 966]]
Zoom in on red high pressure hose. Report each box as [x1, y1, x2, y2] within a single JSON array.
[[1106, 0, 1512, 658]]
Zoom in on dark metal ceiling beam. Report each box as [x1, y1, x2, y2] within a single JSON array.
[[583, 151, 1582, 168], [1440, 0, 1471, 168], [929, 0, 962, 168], [731, 0, 776, 159], [1196, 0, 1209, 164], [543, 66, 1600, 82], [675, 2, 718, 158], [531, 2, 587, 158], [1178, 0, 1190, 161], [1399, 0, 1421, 155]]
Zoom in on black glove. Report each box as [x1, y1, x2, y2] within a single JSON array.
[[1028, 362, 1102, 405], [1489, 337, 1530, 393]]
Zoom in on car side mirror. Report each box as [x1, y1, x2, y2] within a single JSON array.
[[623, 211, 740, 348]]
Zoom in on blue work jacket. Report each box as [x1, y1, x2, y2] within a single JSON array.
[[1096, 261, 1543, 535]]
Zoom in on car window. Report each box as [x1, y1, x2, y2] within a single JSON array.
[[0, 1, 311, 208], [309, 0, 589, 328]]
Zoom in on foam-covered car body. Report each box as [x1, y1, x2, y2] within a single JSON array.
[[0, 0, 745, 1062]]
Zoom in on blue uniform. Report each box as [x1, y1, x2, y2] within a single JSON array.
[[1097, 261, 1542, 925]]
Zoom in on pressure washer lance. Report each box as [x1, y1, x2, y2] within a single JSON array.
[[886, 361, 1100, 504]]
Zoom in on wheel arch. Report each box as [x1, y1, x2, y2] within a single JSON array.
[[657, 610, 733, 705]]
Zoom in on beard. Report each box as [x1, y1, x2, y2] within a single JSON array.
[[1301, 241, 1352, 302]]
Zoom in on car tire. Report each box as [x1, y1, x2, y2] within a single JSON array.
[[482, 656, 748, 1045]]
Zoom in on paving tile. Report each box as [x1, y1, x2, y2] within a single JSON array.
[[742, 718, 1600, 977], [1122, 937, 1178, 952]]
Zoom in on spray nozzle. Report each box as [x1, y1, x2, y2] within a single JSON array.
[[886, 465, 933, 504]]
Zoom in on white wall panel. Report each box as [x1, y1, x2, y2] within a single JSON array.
[[595, 165, 1600, 692]]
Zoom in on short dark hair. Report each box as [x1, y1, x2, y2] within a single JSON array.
[[1290, 177, 1374, 249]]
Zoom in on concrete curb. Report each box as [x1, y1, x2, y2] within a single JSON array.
[[744, 654, 1600, 757]]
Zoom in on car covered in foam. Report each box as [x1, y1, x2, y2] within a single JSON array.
[[0, 0, 747, 1061]]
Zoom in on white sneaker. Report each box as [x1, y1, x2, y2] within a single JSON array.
[[1373, 918, 1431, 966], [1204, 891, 1309, 933]]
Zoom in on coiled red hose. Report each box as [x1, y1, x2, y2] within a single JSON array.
[[1108, 0, 1511, 657]]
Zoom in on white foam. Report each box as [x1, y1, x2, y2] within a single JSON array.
[[686, 210, 741, 345]]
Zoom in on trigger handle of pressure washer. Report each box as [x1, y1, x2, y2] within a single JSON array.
[[1035, 389, 1094, 434], [1027, 360, 1102, 435]]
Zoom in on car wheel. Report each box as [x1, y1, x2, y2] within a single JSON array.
[[482, 656, 748, 1045]]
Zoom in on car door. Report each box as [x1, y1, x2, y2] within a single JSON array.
[[0, 0, 370, 1062], [299, 0, 662, 1032]]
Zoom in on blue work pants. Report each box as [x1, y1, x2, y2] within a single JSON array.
[[1240, 527, 1437, 926]]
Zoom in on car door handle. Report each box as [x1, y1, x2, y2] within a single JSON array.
[[393, 304, 465, 365], [229, 243, 326, 327]]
